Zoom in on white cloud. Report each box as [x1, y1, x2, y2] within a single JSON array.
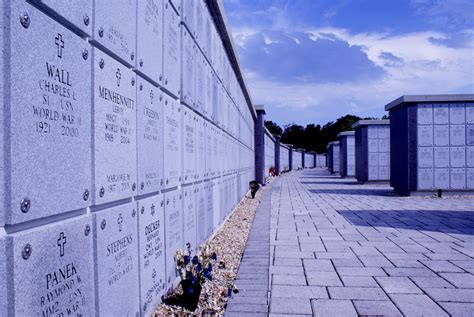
[[234, 26, 474, 125]]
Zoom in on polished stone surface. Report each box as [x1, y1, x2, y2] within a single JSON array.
[[9, 215, 95, 316]]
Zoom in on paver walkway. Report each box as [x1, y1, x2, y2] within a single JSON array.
[[227, 169, 474, 316]]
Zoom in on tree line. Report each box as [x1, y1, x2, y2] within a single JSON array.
[[265, 114, 388, 154]]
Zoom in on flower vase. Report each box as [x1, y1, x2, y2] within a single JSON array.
[[180, 278, 202, 311]]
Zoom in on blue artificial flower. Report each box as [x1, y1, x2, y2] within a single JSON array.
[[191, 276, 197, 285], [186, 271, 193, 280], [227, 288, 232, 297], [187, 287, 194, 295], [208, 263, 213, 272], [203, 268, 212, 280], [211, 252, 217, 260], [192, 256, 199, 265], [183, 255, 190, 265], [196, 263, 202, 272]]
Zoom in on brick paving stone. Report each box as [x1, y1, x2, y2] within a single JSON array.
[[332, 258, 364, 267], [268, 313, 313, 317], [341, 276, 378, 287], [271, 285, 328, 299], [274, 250, 315, 259], [303, 259, 335, 272], [419, 242, 462, 253], [321, 236, 345, 242], [225, 303, 269, 313], [323, 242, 358, 252], [226, 313, 267, 317], [439, 302, 474, 316], [236, 273, 269, 282], [409, 276, 455, 289], [389, 294, 449, 316], [235, 290, 268, 298], [390, 259, 425, 268], [315, 251, 357, 259], [275, 245, 302, 253], [315, 228, 341, 236], [238, 267, 268, 274], [276, 232, 302, 239], [439, 272, 474, 288], [384, 267, 437, 277], [328, 286, 389, 300], [271, 239, 299, 246], [340, 233, 367, 241], [227, 296, 268, 305], [236, 271, 269, 280], [353, 300, 403, 316], [425, 253, 472, 261], [421, 260, 465, 273], [273, 258, 303, 266], [239, 260, 269, 267], [398, 244, 432, 253], [311, 299, 358, 316], [300, 243, 326, 252], [272, 274, 306, 285], [233, 282, 268, 290], [270, 298, 313, 315], [451, 260, 474, 271], [376, 276, 423, 294], [270, 265, 305, 275], [337, 266, 387, 277], [351, 246, 382, 256], [359, 255, 394, 267], [299, 236, 324, 244], [424, 288, 474, 302], [306, 271, 343, 286], [384, 252, 428, 260]]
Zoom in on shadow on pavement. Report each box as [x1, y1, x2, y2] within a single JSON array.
[[338, 209, 474, 235], [309, 188, 396, 196], [301, 181, 359, 185], [299, 175, 341, 179]]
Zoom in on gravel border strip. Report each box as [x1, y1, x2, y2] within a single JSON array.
[[153, 185, 268, 316], [225, 181, 274, 316]]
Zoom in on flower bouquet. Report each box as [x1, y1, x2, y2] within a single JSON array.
[[249, 180, 260, 199], [269, 166, 277, 177], [162, 243, 218, 311]]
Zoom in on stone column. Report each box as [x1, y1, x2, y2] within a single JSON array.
[[274, 135, 281, 174], [289, 145, 293, 171], [254, 105, 266, 185]]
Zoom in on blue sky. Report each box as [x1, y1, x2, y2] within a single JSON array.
[[222, 0, 474, 127]]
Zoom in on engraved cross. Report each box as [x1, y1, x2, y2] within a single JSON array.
[[57, 232, 67, 257], [117, 213, 123, 232], [116, 69, 122, 87], [55, 33, 65, 58]]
